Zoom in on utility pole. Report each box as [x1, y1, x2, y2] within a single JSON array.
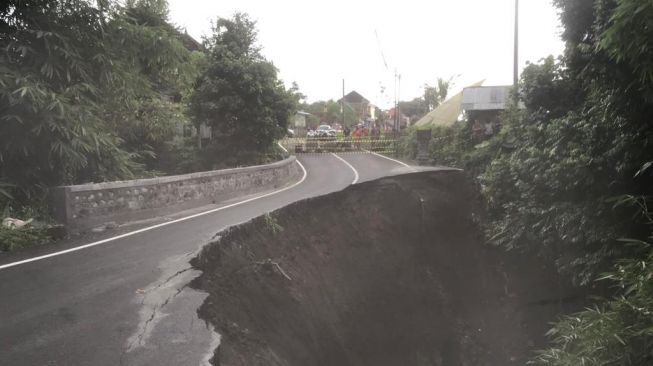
[[394, 72, 401, 131], [393, 70, 398, 134], [513, 0, 519, 90], [392, 70, 401, 156], [342, 79, 345, 127]]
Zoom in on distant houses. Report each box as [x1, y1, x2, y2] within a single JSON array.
[[338, 91, 376, 123], [386, 107, 410, 131]]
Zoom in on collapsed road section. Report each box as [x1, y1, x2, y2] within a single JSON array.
[[191, 170, 582, 366]]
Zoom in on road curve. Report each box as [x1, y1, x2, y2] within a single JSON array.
[[0, 153, 413, 366]]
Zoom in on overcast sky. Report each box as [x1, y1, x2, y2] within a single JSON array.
[[168, 0, 564, 108]]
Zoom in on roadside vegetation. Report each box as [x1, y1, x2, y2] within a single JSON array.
[[190, 12, 298, 168], [399, 0, 653, 363], [0, 0, 298, 250]]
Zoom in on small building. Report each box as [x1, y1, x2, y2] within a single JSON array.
[[338, 91, 371, 122], [461, 85, 513, 124], [293, 111, 310, 136]]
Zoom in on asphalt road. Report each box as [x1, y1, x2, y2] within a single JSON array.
[[0, 153, 416, 366]]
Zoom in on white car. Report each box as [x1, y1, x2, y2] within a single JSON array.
[[316, 125, 336, 137]]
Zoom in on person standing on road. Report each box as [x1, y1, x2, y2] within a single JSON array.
[[353, 125, 362, 150]]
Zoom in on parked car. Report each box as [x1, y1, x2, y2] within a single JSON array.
[[316, 124, 336, 137]]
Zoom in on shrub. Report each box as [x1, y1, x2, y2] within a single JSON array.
[[533, 197, 653, 365], [0, 226, 51, 252]]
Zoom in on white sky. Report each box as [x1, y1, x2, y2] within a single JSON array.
[[168, 0, 564, 108]]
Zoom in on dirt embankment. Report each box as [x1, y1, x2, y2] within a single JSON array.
[[191, 171, 582, 366]]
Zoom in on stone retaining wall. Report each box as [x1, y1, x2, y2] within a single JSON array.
[[51, 156, 301, 233]]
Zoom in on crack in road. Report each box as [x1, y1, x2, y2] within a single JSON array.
[[125, 247, 204, 354], [126, 266, 196, 352], [121, 247, 221, 366], [158, 268, 193, 290]]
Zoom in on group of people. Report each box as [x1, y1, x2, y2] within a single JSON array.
[[471, 120, 499, 143], [333, 124, 381, 150], [343, 124, 381, 139]]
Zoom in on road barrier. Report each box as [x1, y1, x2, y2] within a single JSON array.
[[50, 156, 302, 234], [280, 137, 399, 155]]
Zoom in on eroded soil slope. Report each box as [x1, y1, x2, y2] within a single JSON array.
[[191, 171, 580, 366]]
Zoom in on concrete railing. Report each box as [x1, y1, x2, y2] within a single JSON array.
[[51, 156, 302, 233]]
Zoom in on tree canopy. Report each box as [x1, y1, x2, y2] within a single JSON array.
[[396, 77, 453, 123], [190, 13, 297, 166], [299, 100, 359, 128], [423, 77, 453, 111], [482, 0, 653, 285], [0, 0, 200, 203]]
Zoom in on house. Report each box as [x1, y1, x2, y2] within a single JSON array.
[[179, 30, 202, 52], [460, 85, 514, 124], [338, 91, 371, 122]]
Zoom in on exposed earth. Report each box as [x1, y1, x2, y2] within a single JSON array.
[[191, 171, 583, 366]]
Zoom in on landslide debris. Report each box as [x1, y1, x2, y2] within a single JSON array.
[[191, 171, 581, 366]]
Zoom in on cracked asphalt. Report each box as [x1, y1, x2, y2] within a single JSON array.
[[0, 153, 418, 365]]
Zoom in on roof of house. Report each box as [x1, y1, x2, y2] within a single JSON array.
[[461, 85, 513, 111], [177, 30, 202, 52], [338, 91, 369, 104], [415, 80, 485, 128]]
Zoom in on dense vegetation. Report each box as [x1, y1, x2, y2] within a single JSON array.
[[401, 0, 653, 363], [190, 13, 297, 168], [0, 1, 297, 249], [1, 0, 190, 197]]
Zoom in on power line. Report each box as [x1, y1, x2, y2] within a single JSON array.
[[374, 29, 388, 70], [513, 0, 519, 89]]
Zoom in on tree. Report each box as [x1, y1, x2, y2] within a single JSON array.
[[0, 0, 133, 195], [300, 100, 358, 128], [423, 77, 453, 111], [0, 0, 200, 203], [125, 0, 169, 19], [190, 13, 296, 166], [523, 1, 653, 362], [481, 0, 653, 284], [398, 97, 428, 122], [103, 1, 198, 171], [520, 56, 581, 119]]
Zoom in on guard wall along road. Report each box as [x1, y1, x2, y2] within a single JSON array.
[[50, 157, 302, 233]]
